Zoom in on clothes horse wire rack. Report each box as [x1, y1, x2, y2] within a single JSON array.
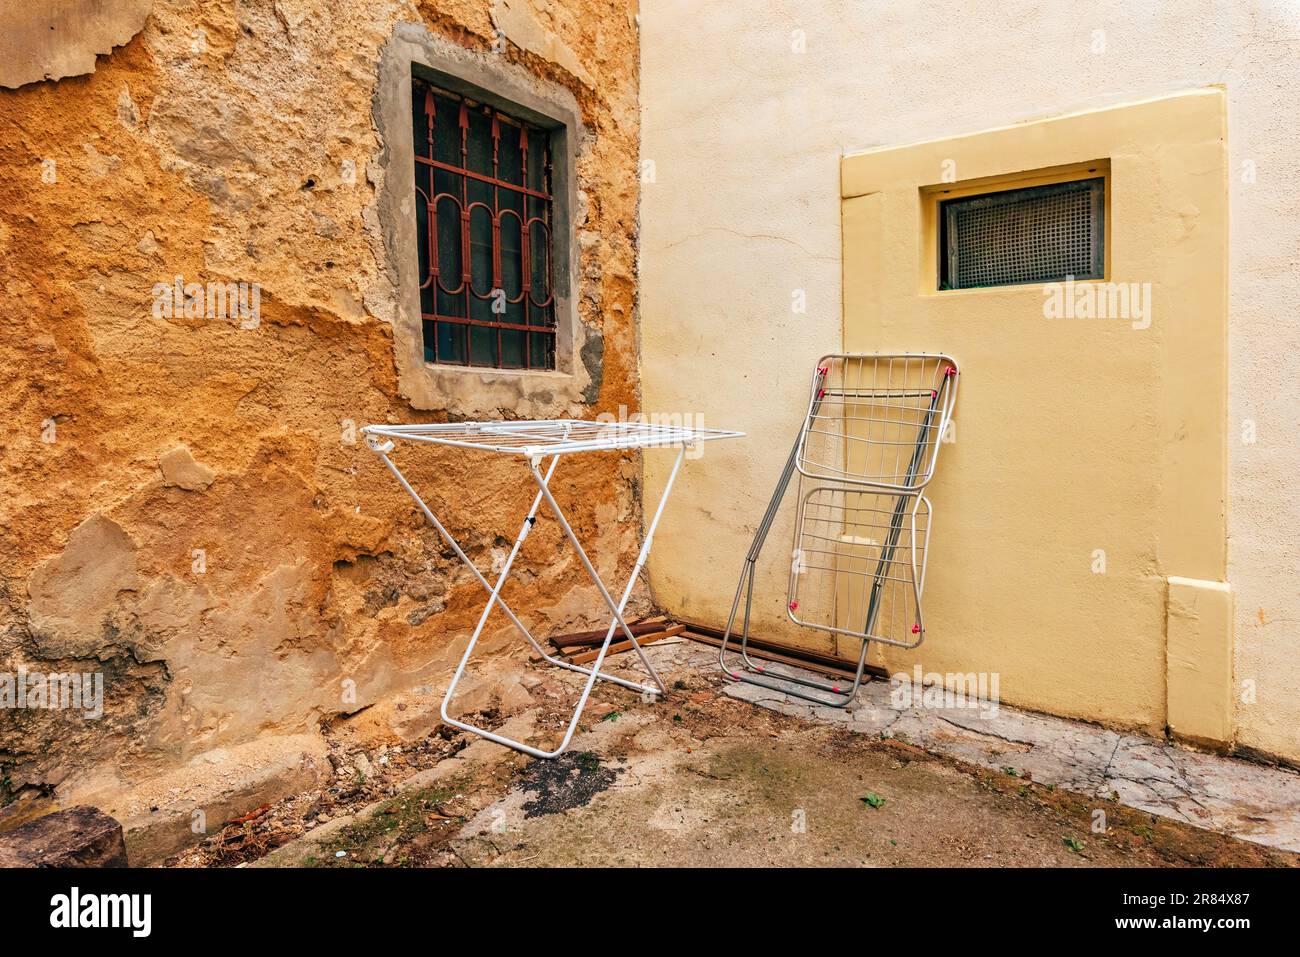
[[363, 419, 744, 758], [718, 354, 960, 708]]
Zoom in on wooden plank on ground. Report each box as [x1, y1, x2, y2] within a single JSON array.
[[550, 617, 668, 649], [680, 623, 888, 680], [564, 625, 686, 665]]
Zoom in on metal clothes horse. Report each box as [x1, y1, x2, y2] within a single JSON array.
[[363, 419, 742, 758], [718, 354, 960, 707]]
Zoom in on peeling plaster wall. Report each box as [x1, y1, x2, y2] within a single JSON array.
[[640, 0, 1300, 764], [0, 1, 155, 89], [0, 0, 643, 816]]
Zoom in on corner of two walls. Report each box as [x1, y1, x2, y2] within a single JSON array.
[[0, 0, 644, 836]]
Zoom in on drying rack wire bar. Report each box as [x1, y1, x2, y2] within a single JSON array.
[[362, 419, 743, 457], [796, 353, 959, 492]]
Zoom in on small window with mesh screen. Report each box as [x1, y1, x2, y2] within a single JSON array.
[[938, 177, 1104, 290]]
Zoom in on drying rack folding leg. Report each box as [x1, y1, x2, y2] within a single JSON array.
[[369, 440, 687, 759], [717, 419, 873, 708]]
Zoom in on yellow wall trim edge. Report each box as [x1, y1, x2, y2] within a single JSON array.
[[1167, 576, 1235, 747]]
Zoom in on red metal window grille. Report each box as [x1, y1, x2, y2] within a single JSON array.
[[412, 79, 557, 369]]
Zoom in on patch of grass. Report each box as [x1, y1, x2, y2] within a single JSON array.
[[1063, 836, 1085, 853], [319, 783, 459, 866], [601, 710, 622, 723], [1001, 767, 1021, 778], [860, 792, 887, 809]]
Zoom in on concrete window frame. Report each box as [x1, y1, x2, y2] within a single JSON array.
[[375, 23, 587, 413]]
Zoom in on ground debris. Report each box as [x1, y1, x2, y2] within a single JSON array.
[[166, 647, 1300, 869]]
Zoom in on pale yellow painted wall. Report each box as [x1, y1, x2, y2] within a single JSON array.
[[639, 1, 1300, 762], [839, 91, 1226, 733]]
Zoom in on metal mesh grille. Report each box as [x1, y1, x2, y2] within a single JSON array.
[[942, 177, 1103, 289], [789, 487, 930, 648], [797, 355, 956, 492]]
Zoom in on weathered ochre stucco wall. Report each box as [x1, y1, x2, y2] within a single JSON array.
[[0, 0, 643, 819], [640, 0, 1300, 763]]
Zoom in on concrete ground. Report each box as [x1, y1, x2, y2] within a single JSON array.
[[237, 639, 1299, 869], [720, 650, 1300, 854]]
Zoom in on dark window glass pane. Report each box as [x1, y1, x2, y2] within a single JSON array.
[[466, 176, 492, 207], [437, 321, 465, 365], [468, 277, 494, 329], [501, 329, 526, 368], [500, 211, 523, 300], [527, 134, 546, 192], [432, 167, 458, 198], [497, 120, 523, 185], [435, 288, 464, 319], [498, 186, 525, 218], [469, 204, 493, 296], [469, 326, 495, 366], [465, 106, 493, 176], [413, 89, 434, 159], [528, 217, 550, 307], [430, 93, 460, 165], [422, 319, 438, 363], [416, 165, 434, 315], [434, 192, 463, 317], [529, 331, 554, 369]]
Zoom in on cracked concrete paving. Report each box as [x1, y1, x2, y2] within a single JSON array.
[[713, 646, 1300, 852], [245, 637, 1300, 868]]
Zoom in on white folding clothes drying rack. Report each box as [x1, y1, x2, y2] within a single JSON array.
[[363, 419, 743, 759], [718, 354, 959, 707]]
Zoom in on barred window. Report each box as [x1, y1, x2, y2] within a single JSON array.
[[412, 79, 557, 369], [939, 177, 1104, 290]]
